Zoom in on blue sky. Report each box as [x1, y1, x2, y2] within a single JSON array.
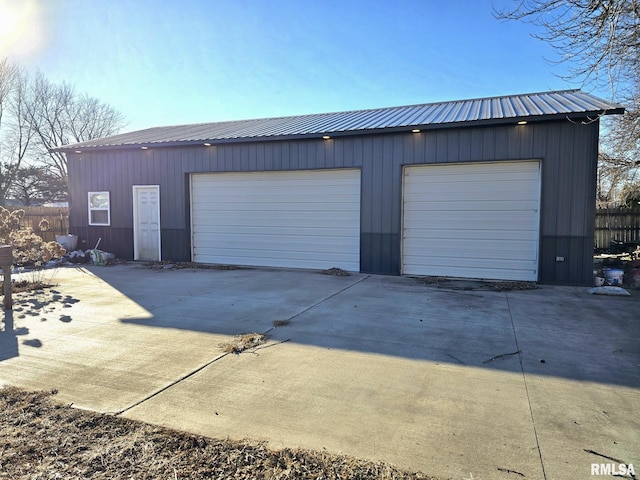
[[2, 0, 584, 132]]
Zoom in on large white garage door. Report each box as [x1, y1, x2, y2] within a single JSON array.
[[191, 169, 361, 270], [402, 161, 541, 281]]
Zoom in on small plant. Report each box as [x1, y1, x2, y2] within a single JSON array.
[[0, 207, 66, 291], [220, 333, 267, 354], [0, 207, 66, 268]]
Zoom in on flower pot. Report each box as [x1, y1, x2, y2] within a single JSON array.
[[55, 234, 78, 251]]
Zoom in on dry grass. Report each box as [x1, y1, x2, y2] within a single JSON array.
[[0, 387, 435, 480], [320, 267, 351, 277], [9, 279, 54, 294], [0, 279, 55, 296], [220, 333, 268, 354], [489, 281, 538, 292], [414, 276, 538, 292], [144, 261, 240, 271]]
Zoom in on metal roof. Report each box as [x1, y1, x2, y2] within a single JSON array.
[[56, 90, 624, 152]]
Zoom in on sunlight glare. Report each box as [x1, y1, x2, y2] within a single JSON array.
[[0, 0, 41, 58]]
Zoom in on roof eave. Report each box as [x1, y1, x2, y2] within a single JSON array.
[[53, 107, 624, 154]]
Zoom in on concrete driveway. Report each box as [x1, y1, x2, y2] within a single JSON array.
[[0, 264, 638, 480]]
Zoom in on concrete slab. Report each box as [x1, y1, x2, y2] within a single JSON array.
[[270, 275, 521, 369], [123, 343, 543, 480], [0, 264, 638, 480], [525, 377, 640, 480], [507, 286, 640, 387]]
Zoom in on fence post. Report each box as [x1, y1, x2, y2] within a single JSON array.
[[0, 245, 13, 310]]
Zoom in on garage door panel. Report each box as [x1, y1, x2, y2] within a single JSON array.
[[404, 254, 537, 271], [193, 182, 360, 194], [404, 172, 540, 185], [193, 175, 361, 187], [191, 169, 361, 271], [193, 202, 359, 213], [404, 183, 540, 200], [192, 191, 361, 203], [404, 200, 539, 212], [193, 213, 359, 229], [193, 234, 359, 251], [191, 198, 360, 209], [402, 161, 541, 281], [403, 239, 539, 259], [196, 245, 360, 258], [196, 225, 359, 236], [194, 248, 359, 270], [403, 211, 539, 231], [403, 262, 537, 281], [404, 228, 536, 242], [406, 161, 539, 177]]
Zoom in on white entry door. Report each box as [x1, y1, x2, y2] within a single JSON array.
[[133, 185, 161, 261]]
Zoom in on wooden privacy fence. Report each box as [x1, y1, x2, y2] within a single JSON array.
[[6, 206, 69, 243], [595, 208, 640, 249]]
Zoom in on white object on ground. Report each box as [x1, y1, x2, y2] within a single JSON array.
[[588, 286, 631, 296]]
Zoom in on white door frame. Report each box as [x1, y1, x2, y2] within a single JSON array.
[[133, 185, 161, 261]]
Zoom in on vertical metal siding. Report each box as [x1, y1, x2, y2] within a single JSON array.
[[67, 119, 600, 284], [458, 129, 472, 162]]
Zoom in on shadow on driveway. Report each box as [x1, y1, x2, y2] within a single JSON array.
[[97, 264, 640, 389], [2, 264, 639, 480], [0, 286, 79, 362]]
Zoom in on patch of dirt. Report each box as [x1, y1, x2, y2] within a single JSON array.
[[413, 276, 538, 292], [143, 261, 240, 271], [220, 333, 268, 354], [272, 319, 291, 327], [0, 387, 435, 480], [321, 267, 351, 276], [489, 281, 538, 292], [103, 257, 128, 266]]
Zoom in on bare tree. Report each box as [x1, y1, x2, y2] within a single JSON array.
[[24, 72, 126, 179], [596, 150, 639, 204], [496, 0, 640, 205], [0, 58, 126, 204], [0, 59, 33, 205], [598, 80, 640, 204], [495, 1, 639, 91]]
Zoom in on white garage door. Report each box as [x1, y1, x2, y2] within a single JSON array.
[[402, 161, 541, 281], [191, 169, 361, 270]]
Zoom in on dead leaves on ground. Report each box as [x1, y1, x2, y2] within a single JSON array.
[[0, 387, 435, 480]]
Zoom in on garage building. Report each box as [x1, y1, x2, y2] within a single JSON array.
[[56, 90, 623, 285]]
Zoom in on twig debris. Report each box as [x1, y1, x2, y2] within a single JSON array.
[[483, 350, 521, 364]]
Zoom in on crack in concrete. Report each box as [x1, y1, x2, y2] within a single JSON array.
[[506, 291, 547, 480], [112, 352, 230, 416], [113, 274, 371, 417], [263, 274, 371, 334]]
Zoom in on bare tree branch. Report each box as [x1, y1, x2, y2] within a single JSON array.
[[496, 1, 640, 205], [23, 71, 126, 179], [0, 57, 126, 205], [0, 59, 34, 205], [495, 0, 639, 92]]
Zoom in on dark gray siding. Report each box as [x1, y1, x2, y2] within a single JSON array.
[[67, 119, 600, 284]]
